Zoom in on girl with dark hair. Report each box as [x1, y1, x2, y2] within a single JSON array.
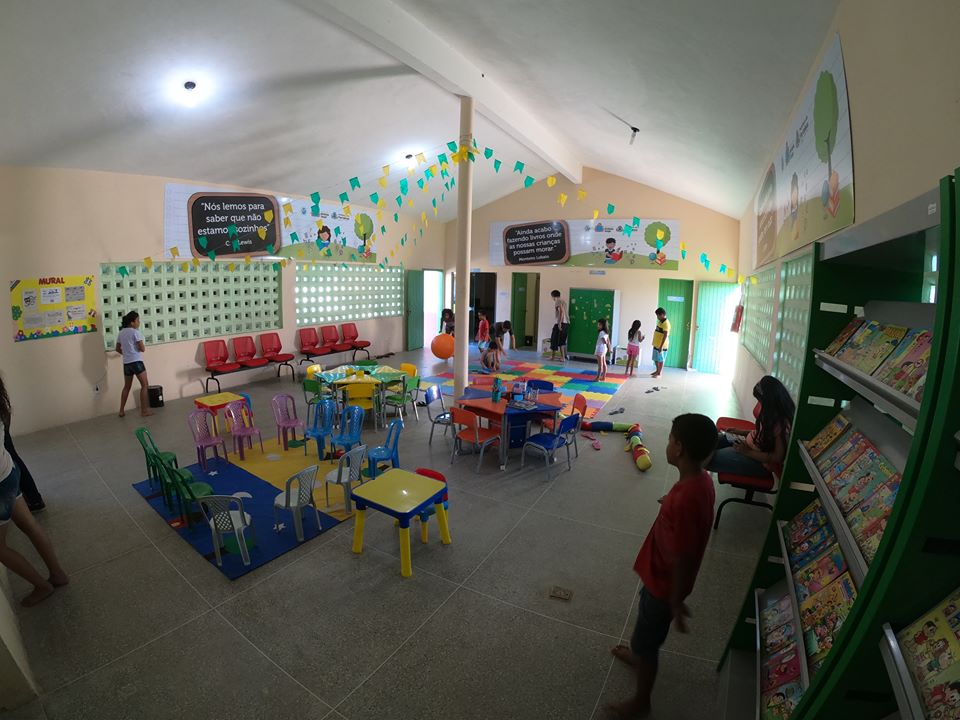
[[0, 375, 68, 606], [440, 308, 455, 335], [116, 310, 152, 417], [593, 318, 611, 382], [708, 375, 796, 477], [624, 319, 644, 377]]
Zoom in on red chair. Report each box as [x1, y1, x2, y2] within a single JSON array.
[[712, 416, 780, 529], [233, 336, 270, 369], [413, 467, 449, 544], [340, 322, 371, 361], [258, 332, 295, 381], [297, 327, 330, 365], [320, 325, 353, 358], [450, 407, 500, 473], [202, 340, 241, 393]]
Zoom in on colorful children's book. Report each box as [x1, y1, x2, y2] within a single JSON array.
[[873, 329, 933, 393], [821, 435, 874, 486], [848, 476, 901, 539], [793, 544, 848, 604], [762, 643, 801, 691], [824, 317, 865, 356], [760, 595, 794, 635], [815, 429, 859, 474], [804, 414, 851, 460], [896, 587, 960, 718], [788, 525, 838, 572], [836, 321, 909, 375], [829, 447, 900, 514], [786, 499, 829, 547], [764, 621, 796, 655], [761, 681, 804, 720], [800, 573, 858, 660], [912, 372, 928, 404], [855, 516, 889, 564]]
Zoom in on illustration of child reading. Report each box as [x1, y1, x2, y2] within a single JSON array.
[[604, 237, 623, 264]]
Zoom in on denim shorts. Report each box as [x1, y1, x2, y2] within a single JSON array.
[[0, 462, 22, 525], [124, 361, 146, 377], [630, 586, 673, 660]]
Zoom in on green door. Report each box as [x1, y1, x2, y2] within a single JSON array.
[[511, 273, 528, 346], [692, 281, 740, 374], [405, 269, 423, 350], [656, 279, 693, 368], [568, 288, 615, 358]]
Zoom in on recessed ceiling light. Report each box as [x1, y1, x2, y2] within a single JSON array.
[[184, 80, 196, 91], [166, 72, 213, 108]]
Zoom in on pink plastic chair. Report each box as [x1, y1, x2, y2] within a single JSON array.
[[272, 393, 305, 451], [188, 410, 228, 471], [224, 400, 264, 460]]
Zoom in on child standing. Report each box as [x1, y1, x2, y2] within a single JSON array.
[[607, 413, 718, 719], [625, 320, 644, 377], [593, 318, 612, 382], [116, 310, 152, 418], [475, 310, 490, 351], [651, 307, 670, 378]]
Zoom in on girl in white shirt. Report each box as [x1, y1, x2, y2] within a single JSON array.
[[594, 318, 612, 381], [625, 319, 645, 377], [116, 310, 152, 417]]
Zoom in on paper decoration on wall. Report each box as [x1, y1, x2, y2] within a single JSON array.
[[577, 189, 587, 200], [143, 257, 154, 269], [415, 152, 426, 164], [378, 176, 388, 188], [263, 209, 274, 223], [245, 255, 252, 265], [558, 192, 568, 207], [484, 147, 493, 159], [382, 165, 390, 176], [513, 161, 525, 173], [400, 178, 409, 195], [169, 246, 179, 258], [118, 266, 129, 277], [607, 203, 615, 215], [592, 210, 599, 220], [283, 216, 292, 228], [180, 262, 189, 271], [547, 176, 557, 188], [282, 202, 293, 214], [493, 159, 502, 173], [192, 258, 200, 268], [349, 177, 361, 190], [417, 178, 425, 191], [369, 192, 380, 205], [523, 176, 535, 188], [339, 192, 349, 204], [310, 192, 320, 204]]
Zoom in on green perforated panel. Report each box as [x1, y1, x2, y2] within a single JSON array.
[[99, 261, 281, 349], [294, 263, 403, 326], [741, 266, 777, 368], [774, 252, 814, 400]]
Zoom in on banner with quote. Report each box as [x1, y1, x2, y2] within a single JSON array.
[[489, 218, 680, 270], [10, 275, 97, 342], [754, 34, 853, 268]]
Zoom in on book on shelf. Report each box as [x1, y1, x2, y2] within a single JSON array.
[[847, 475, 901, 543], [814, 429, 860, 474], [911, 372, 929, 404], [800, 572, 858, 665], [896, 585, 960, 719], [761, 680, 804, 720], [786, 498, 829, 547], [854, 517, 889, 564], [760, 594, 795, 635], [793, 544, 848, 604], [873, 328, 933, 395], [821, 435, 874, 486], [828, 447, 900, 514], [835, 321, 909, 375], [761, 643, 801, 691], [788, 525, 838, 572], [764, 620, 797, 655], [823, 317, 866, 356], [804, 413, 851, 460]]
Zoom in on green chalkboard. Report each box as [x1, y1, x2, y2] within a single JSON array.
[[568, 288, 614, 357]]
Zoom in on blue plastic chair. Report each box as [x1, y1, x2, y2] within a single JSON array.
[[331, 405, 365, 453], [526, 379, 554, 393], [367, 419, 403, 479], [520, 413, 580, 480], [238, 392, 253, 412], [305, 398, 337, 458], [423, 385, 452, 444]]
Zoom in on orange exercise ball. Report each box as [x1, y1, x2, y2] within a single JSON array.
[[431, 333, 455, 360]]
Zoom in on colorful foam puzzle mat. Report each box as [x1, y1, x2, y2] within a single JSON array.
[[420, 359, 626, 419]]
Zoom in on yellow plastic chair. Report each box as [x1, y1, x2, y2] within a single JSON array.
[[400, 363, 418, 378], [345, 383, 380, 429]]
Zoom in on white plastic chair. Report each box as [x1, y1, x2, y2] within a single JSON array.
[[198, 495, 257, 567], [273, 465, 321, 542], [324, 445, 367, 512]]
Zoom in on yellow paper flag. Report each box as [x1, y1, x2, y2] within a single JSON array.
[[169, 246, 180, 258], [143, 257, 153, 269], [192, 257, 200, 268], [415, 152, 426, 165], [433, 206, 438, 216], [421, 211, 427, 223], [737, 274, 744, 284], [408, 167, 415, 176], [282, 202, 293, 214], [592, 209, 599, 220], [296, 249, 305, 258], [179, 262, 189, 272], [378, 176, 388, 188], [316, 220, 324, 228], [577, 189, 587, 200], [245, 255, 252, 265], [343, 204, 351, 216], [407, 199, 414, 208], [280, 259, 287, 268], [390, 249, 395, 257], [382, 164, 390, 176], [546, 176, 557, 188], [750, 276, 758, 285], [376, 210, 383, 222], [257, 227, 267, 240], [227, 262, 235, 271], [429, 164, 438, 176], [377, 198, 386, 208], [263, 209, 274, 222], [283, 216, 291, 228], [558, 192, 568, 207]]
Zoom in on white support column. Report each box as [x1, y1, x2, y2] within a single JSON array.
[[453, 95, 474, 399]]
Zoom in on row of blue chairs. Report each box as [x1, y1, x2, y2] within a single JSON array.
[[304, 399, 401, 480]]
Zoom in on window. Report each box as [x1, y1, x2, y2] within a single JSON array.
[[774, 252, 814, 400], [741, 266, 777, 368]]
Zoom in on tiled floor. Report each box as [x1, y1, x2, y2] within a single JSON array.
[[1, 349, 768, 719]]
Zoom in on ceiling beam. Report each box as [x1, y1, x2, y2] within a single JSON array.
[[295, 0, 583, 183]]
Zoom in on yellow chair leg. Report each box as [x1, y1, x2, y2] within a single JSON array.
[[420, 517, 429, 544], [399, 526, 412, 577], [352, 508, 366, 554], [436, 503, 452, 545]]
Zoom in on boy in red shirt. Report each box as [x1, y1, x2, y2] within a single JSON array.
[[607, 413, 718, 718]]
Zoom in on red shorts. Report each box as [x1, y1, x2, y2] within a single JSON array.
[[627, 345, 640, 358]]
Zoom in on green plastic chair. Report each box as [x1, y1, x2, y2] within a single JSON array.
[[384, 375, 420, 422], [135, 427, 180, 508], [159, 458, 214, 528], [303, 378, 331, 426]]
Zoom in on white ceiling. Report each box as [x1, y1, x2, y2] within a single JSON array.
[[0, 0, 838, 221]]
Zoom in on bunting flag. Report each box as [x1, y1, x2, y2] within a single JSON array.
[[369, 192, 380, 205], [523, 176, 535, 188], [169, 246, 179, 258], [339, 191, 349, 204], [438, 152, 449, 166], [577, 189, 587, 200], [493, 159, 502, 173], [143, 257, 153, 269], [396, 195, 403, 208], [513, 160, 525, 174], [592, 209, 599, 220], [310, 191, 320, 204], [349, 177, 361, 190], [546, 176, 557, 188], [623, 225, 633, 237], [400, 178, 409, 195], [558, 192, 568, 207], [484, 147, 493, 159], [381, 164, 390, 176], [606, 203, 615, 215], [378, 176, 388, 188], [415, 152, 426, 164], [446, 141, 458, 152]]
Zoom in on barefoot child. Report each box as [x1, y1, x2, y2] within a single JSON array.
[[625, 320, 644, 377], [594, 318, 612, 381], [116, 310, 152, 417], [607, 413, 717, 718], [650, 307, 670, 378]]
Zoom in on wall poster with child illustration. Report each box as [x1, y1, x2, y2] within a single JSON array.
[[488, 217, 681, 270], [10, 275, 98, 342]]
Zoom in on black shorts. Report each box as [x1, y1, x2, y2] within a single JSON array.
[[630, 586, 673, 660], [123, 361, 146, 377], [550, 322, 569, 351]]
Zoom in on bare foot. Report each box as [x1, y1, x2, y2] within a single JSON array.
[[118, 411, 125, 417], [49, 572, 69, 587], [21, 582, 55, 607], [140, 410, 154, 417], [604, 700, 651, 719], [649, 373, 660, 378], [611, 644, 638, 667]]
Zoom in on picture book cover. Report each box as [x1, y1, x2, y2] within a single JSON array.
[[834, 320, 882, 364], [800, 573, 857, 660], [824, 317, 865, 356], [814, 429, 860, 474], [912, 371, 928, 404], [820, 435, 874, 486], [939, 587, 960, 645], [762, 643, 801, 692], [789, 525, 838, 572], [848, 476, 901, 539], [854, 516, 889, 564], [873, 329, 933, 392], [920, 676, 960, 719], [761, 681, 804, 720], [830, 448, 900, 514], [786, 498, 829, 547], [760, 595, 794, 635], [764, 620, 796, 655], [896, 595, 960, 716], [804, 414, 851, 460], [836, 321, 909, 375], [793, 544, 848, 604]]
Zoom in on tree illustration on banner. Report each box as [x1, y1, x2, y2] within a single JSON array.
[[354, 213, 375, 259], [644, 221, 671, 266], [814, 70, 840, 215]]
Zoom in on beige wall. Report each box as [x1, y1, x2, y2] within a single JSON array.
[[445, 167, 740, 366], [0, 166, 446, 435], [0, 570, 38, 710], [732, 0, 960, 416]]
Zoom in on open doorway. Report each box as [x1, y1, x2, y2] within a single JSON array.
[[469, 272, 497, 337], [422, 269, 444, 341], [510, 272, 540, 348]]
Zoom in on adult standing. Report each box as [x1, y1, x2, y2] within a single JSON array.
[[651, 307, 670, 378], [550, 290, 570, 362]]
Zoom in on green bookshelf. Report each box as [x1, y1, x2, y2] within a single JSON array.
[[721, 174, 956, 720]]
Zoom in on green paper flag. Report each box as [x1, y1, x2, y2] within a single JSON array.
[[380, 225, 387, 235], [272, 262, 281, 271], [493, 159, 502, 173], [523, 176, 535, 188], [231, 239, 240, 251], [311, 204, 320, 216], [681, 249, 687, 259], [290, 232, 299, 243], [350, 252, 356, 260], [513, 160, 524, 173], [400, 178, 409, 195], [208, 251, 217, 261], [484, 147, 493, 159], [393, 213, 399, 222], [431, 198, 437, 208], [472, 138, 478, 148], [632, 216, 640, 227], [607, 203, 615, 215], [369, 192, 379, 205], [334, 227, 341, 237], [441, 167, 449, 179], [395, 195, 403, 208], [227, 224, 238, 237], [401, 234, 407, 246], [417, 178, 425, 190], [198, 235, 208, 249], [438, 152, 449, 166], [623, 225, 633, 237], [719, 263, 727, 274], [450, 176, 456, 188], [342, 263, 348, 269], [326, 249, 333, 257], [446, 141, 457, 152], [441, 192, 445, 203], [339, 191, 349, 204], [655, 239, 663, 251], [310, 191, 320, 204], [444, 181, 450, 191], [349, 177, 361, 190], [419, 228, 423, 237], [266, 244, 275, 254], [117, 266, 129, 277], [378, 263, 385, 269], [425, 167, 434, 180]]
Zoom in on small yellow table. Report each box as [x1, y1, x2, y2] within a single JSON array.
[[194, 392, 245, 434], [350, 468, 451, 577]]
